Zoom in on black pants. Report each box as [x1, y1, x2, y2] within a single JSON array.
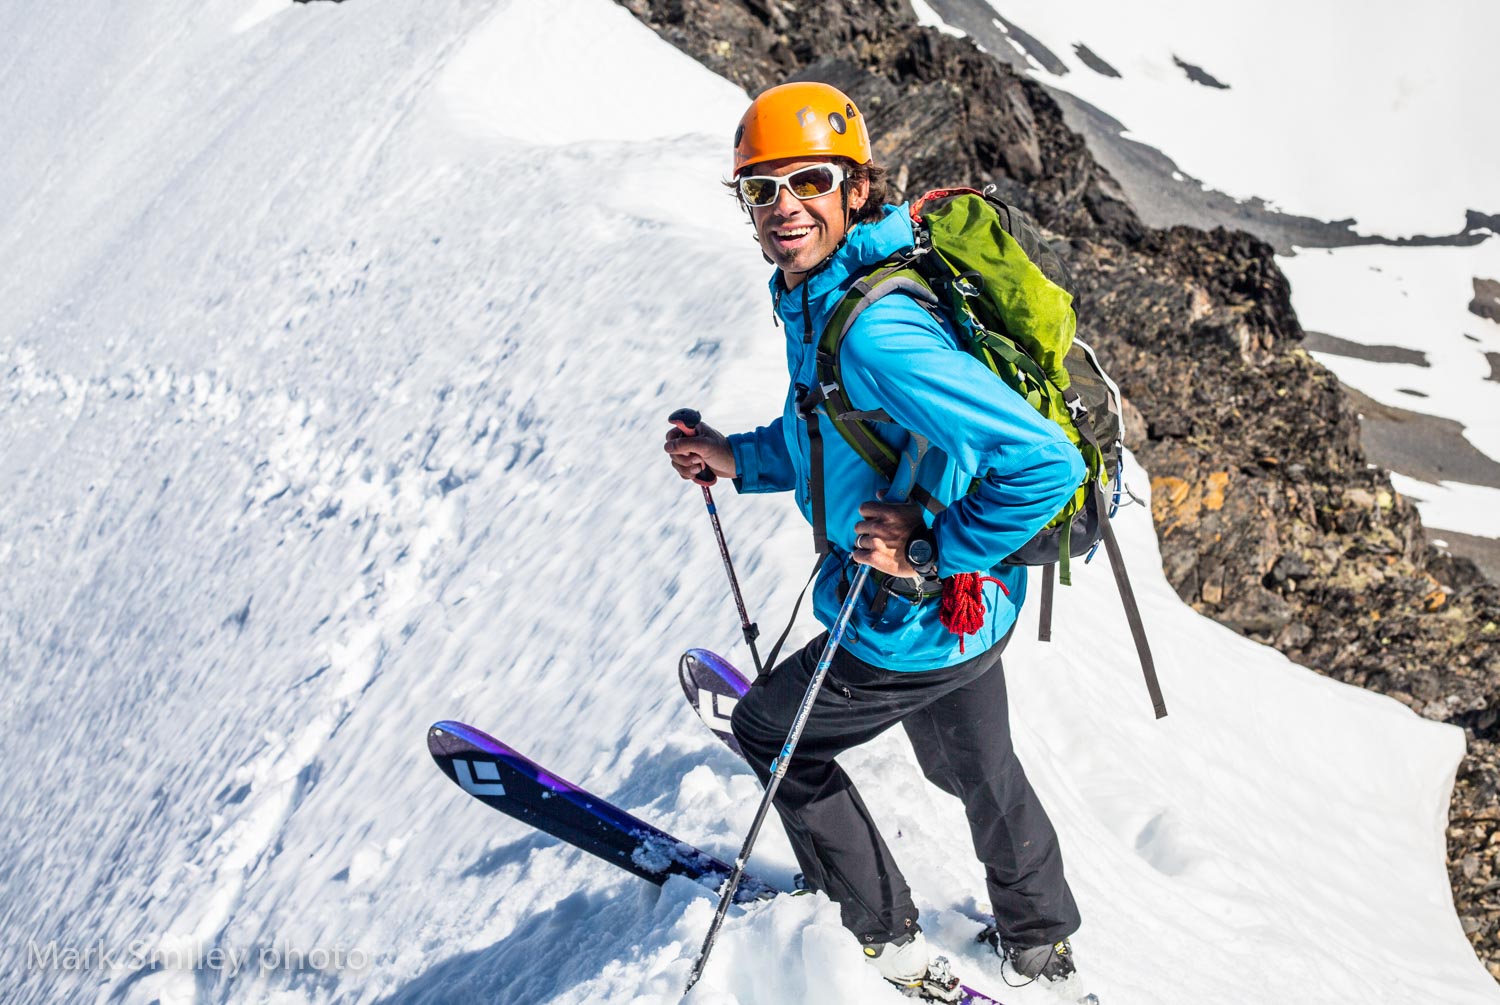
[[729, 628, 1080, 948]]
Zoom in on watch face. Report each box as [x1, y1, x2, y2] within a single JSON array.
[[907, 538, 935, 566]]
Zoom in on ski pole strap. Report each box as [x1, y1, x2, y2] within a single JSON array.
[[1092, 480, 1167, 719], [762, 554, 827, 674]]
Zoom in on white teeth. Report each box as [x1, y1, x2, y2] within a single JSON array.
[[776, 227, 813, 239]]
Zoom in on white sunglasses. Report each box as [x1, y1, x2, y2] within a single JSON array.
[[737, 164, 848, 208]]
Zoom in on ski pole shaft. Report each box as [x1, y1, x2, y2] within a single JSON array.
[[669, 408, 763, 675], [682, 561, 873, 995]]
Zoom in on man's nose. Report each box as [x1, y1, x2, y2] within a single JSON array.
[[773, 182, 801, 214]]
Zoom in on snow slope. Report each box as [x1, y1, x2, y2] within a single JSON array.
[[0, 1, 1494, 1003]]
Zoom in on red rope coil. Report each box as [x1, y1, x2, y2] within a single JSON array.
[[939, 573, 1010, 653]]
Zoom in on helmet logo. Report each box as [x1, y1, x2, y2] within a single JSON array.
[[796, 105, 815, 127], [827, 112, 847, 135]]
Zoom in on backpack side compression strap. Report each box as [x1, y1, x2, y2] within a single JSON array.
[[1066, 386, 1166, 719], [1092, 480, 1167, 719]]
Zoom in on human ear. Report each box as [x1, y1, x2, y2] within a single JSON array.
[[850, 172, 871, 212]]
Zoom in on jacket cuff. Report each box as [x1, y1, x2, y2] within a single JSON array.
[[727, 432, 760, 493]]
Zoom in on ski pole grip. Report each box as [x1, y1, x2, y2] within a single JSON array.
[[668, 408, 717, 485]]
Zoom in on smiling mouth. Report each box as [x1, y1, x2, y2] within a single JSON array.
[[771, 225, 814, 250]]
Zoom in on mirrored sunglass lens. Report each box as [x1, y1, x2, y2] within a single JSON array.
[[788, 167, 836, 198], [740, 177, 777, 205]]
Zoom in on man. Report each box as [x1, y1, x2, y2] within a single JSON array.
[[664, 81, 1085, 990]]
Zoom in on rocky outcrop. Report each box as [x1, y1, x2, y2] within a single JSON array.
[[617, 0, 1500, 978], [1474, 277, 1500, 324], [1470, 211, 1500, 236]]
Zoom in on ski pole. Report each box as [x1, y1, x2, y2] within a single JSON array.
[[668, 407, 763, 676], [682, 559, 874, 996]]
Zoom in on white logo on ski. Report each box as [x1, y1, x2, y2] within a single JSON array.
[[455, 758, 506, 796], [697, 691, 737, 733]]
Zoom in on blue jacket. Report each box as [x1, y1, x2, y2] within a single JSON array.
[[727, 204, 1085, 671]]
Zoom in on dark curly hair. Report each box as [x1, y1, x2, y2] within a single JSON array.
[[846, 160, 892, 225]]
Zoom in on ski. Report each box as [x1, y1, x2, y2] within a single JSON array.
[[428, 719, 775, 901], [428, 718, 1007, 1003]]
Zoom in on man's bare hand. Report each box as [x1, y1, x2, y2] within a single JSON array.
[[852, 500, 925, 577], [664, 420, 736, 482]]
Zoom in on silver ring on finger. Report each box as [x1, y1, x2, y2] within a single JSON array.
[[857, 533, 869, 550]]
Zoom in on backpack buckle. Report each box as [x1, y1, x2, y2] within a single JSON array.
[[912, 222, 932, 253], [796, 381, 839, 417], [951, 271, 984, 299]]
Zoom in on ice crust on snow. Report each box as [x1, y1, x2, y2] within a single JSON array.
[[0, 0, 1496, 1003]]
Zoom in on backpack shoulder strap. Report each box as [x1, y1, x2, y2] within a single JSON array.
[[812, 260, 940, 477], [796, 260, 945, 556]]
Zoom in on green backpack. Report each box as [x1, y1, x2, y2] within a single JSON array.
[[812, 187, 1165, 718]]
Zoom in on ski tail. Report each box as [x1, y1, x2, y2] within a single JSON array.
[[428, 721, 774, 902]]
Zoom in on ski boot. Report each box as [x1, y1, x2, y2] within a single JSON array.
[[864, 932, 964, 1002], [864, 929, 927, 988], [976, 924, 1077, 982]]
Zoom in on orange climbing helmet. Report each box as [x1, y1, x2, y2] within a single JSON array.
[[732, 81, 872, 176]]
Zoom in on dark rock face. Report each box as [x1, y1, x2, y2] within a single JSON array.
[[617, 0, 1500, 979], [1073, 43, 1121, 79], [1172, 56, 1230, 89], [1473, 277, 1500, 323], [616, 0, 1139, 241], [1470, 211, 1500, 235], [1303, 330, 1430, 367], [1337, 385, 1500, 490]]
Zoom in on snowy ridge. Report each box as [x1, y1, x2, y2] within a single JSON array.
[[0, 0, 1495, 1003], [973, 0, 1500, 238]]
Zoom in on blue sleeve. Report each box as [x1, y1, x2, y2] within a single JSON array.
[[727, 418, 797, 494], [838, 297, 1086, 576]]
